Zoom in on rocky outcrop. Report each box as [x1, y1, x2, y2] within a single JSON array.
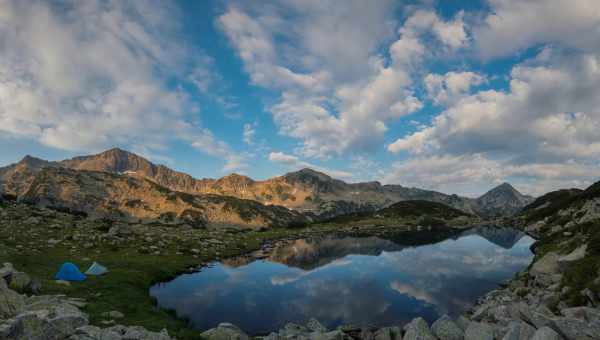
[[0, 263, 173, 340]]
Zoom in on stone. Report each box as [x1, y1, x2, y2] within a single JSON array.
[[201, 322, 249, 340], [558, 244, 587, 270], [102, 310, 125, 319], [551, 317, 600, 339], [464, 322, 494, 340], [530, 252, 561, 285], [312, 330, 349, 340], [431, 315, 464, 340], [0, 278, 25, 318], [501, 321, 535, 340], [373, 327, 401, 340], [280, 322, 309, 336], [403, 317, 436, 340], [8, 271, 32, 293], [0, 262, 14, 279], [306, 318, 328, 333], [561, 306, 600, 322], [530, 326, 561, 340]]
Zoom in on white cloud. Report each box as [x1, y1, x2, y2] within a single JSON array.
[[192, 129, 247, 172], [242, 123, 256, 145], [424, 71, 486, 105], [474, 0, 600, 59], [0, 0, 245, 172], [268, 151, 352, 179], [219, 4, 470, 159]]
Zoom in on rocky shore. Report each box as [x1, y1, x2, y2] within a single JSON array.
[[0, 263, 174, 340]]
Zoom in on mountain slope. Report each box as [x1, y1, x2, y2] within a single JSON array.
[[0, 148, 535, 218], [474, 182, 535, 217], [19, 167, 308, 229]]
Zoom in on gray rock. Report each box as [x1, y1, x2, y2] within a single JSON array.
[[306, 318, 328, 333], [403, 317, 436, 340], [530, 326, 561, 340], [464, 322, 494, 340], [373, 327, 401, 340], [0, 263, 14, 279], [551, 317, 600, 339], [103, 310, 125, 319], [530, 252, 561, 284], [201, 322, 249, 340], [280, 322, 309, 337], [561, 306, 600, 322], [431, 315, 464, 340], [0, 278, 25, 318], [501, 321, 535, 340], [558, 245, 587, 269], [312, 330, 349, 340], [8, 271, 32, 293]]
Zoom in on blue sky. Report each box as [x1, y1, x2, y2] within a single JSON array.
[[1, 0, 599, 197]]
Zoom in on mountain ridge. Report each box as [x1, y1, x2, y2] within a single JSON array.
[[0, 148, 534, 218]]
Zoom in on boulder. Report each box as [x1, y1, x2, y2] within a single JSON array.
[[431, 315, 464, 340], [561, 306, 600, 322], [8, 271, 32, 293], [0, 263, 14, 279], [280, 322, 309, 337], [464, 322, 494, 340], [312, 330, 349, 340], [551, 317, 600, 339], [306, 318, 328, 333], [558, 245, 587, 270], [373, 327, 401, 340], [530, 326, 561, 340], [201, 322, 249, 340], [102, 310, 125, 319], [0, 278, 25, 318], [403, 317, 436, 340], [530, 252, 561, 285], [501, 321, 535, 340]]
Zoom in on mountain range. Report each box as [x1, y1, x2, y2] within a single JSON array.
[[0, 148, 534, 228]]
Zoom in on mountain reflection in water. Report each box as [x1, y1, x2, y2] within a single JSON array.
[[150, 227, 534, 335]]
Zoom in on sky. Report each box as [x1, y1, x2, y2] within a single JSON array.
[[1, 0, 600, 197]]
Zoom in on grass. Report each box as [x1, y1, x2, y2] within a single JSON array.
[[0, 202, 418, 338]]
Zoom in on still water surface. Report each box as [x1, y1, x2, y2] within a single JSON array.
[[150, 227, 534, 335]]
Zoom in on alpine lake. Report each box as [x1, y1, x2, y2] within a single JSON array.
[[150, 227, 535, 335]]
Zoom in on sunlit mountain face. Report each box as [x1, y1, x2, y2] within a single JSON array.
[[2, 0, 599, 197], [150, 229, 534, 335]]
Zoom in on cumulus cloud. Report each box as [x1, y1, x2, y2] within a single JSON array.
[[387, 51, 600, 194], [218, 3, 468, 159], [424, 71, 486, 105], [474, 0, 600, 59], [192, 129, 247, 172], [0, 0, 245, 171], [268, 151, 352, 179]]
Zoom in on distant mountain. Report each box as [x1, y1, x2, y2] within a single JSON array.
[[325, 200, 477, 228], [17, 166, 308, 229], [474, 183, 535, 217], [0, 148, 535, 219]]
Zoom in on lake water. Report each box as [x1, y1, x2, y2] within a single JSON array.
[[150, 227, 534, 335]]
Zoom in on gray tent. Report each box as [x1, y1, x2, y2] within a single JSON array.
[[85, 262, 108, 276]]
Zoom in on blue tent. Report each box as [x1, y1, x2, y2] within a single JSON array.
[[54, 262, 86, 281]]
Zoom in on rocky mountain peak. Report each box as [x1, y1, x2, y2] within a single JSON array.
[[475, 182, 535, 217], [61, 147, 155, 175], [18, 155, 48, 168]]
